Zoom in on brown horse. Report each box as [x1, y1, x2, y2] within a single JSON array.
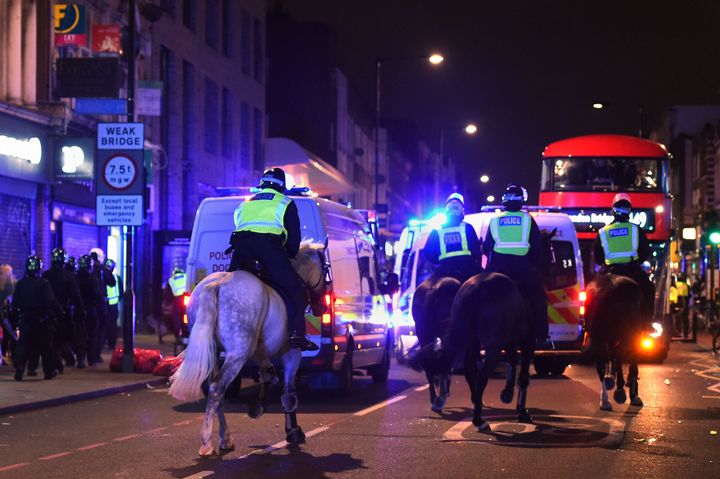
[[584, 273, 646, 410]]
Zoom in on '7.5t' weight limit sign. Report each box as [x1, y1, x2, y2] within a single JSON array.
[[103, 153, 137, 191]]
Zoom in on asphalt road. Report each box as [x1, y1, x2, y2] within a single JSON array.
[[1, 342, 718, 479]]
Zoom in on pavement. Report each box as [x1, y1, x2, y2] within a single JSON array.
[[0, 329, 716, 419], [0, 333, 176, 416]]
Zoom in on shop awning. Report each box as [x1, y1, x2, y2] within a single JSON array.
[[265, 137, 352, 196]]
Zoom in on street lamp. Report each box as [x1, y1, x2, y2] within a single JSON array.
[[375, 53, 444, 212], [487, 195, 495, 203], [465, 123, 478, 135], [480, 174, 489, 183]]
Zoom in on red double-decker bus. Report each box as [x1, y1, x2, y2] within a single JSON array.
[[538, 134, 672, 282]]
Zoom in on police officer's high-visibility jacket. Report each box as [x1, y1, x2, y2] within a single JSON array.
[[438, 224, 472, 260], [168, 272, 186, 297], [598, 221, 639, 265], [489, 211, 531, 256], [676, 280, 689, 297], [234, 188, 292, 242], [669, 285, 679, 304], [106, 274, 121, 305]]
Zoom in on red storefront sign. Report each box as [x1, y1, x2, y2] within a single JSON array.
[[91, 24, 121, 54]]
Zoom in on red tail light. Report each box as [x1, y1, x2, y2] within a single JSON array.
[[321, 291, 335, 334], [183, 293, 190, 308], [579, 290, 586, 316]]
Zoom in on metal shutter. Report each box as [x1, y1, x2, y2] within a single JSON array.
[[0, 194, 31, 274]]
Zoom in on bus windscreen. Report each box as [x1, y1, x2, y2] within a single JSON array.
[[546, 157, 661, 192]]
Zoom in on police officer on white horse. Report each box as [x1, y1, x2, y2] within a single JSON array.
[[226, 168, 318, 351]]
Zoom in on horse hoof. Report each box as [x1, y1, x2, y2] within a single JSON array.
[[600, 400, 613, 411], [248, 402, 265, 420], [431, 395, 447, 413], [630, 396, 644, 407], [613, 388, 627, 404], [518, 409, 533, 424], [219, 440, 235, 452], [475, 420, 491, 432], [198, 444, 216, 457], [286, 427, 306, 444], [500, 388, 514, 404], [604, 376, 615, 390]]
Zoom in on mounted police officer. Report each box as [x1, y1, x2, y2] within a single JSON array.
[[12, 255, 63, 381], [75, 254, 103, 367], [422, 192, 481, 283], [42, 247, 85, 368], [594, 193, 655, 318], [482, 184, 549, 345], [104, 258, 123, 350], [226, 168, 318, 351]]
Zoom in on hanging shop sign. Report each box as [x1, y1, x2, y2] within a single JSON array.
[[0, 134, 42, 165], [54, 3, 87, 47], [56, 58, 122, 98], [91, 24, 121, 54], [53, 137, 94, 180], [136, 81, 163, 117]]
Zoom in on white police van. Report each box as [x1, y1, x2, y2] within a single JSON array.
[[184, 188, 392, 390], [392, 208, 586, 375]]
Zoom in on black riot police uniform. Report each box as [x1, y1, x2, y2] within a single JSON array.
[[43, 248, 86, 367], [76, 255, 104, 366], [90, 252, 116, 363], [12, 256, 63, 381]]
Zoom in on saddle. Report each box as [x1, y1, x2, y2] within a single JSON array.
[[235, 258, 272, 283]]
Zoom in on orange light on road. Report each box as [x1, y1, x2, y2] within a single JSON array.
[[641, 338, 654, 350]]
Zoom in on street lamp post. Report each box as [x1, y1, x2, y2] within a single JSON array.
[[374, 53, 444, 212]]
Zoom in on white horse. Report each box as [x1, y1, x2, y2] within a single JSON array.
[[169, 241, 328, 457]]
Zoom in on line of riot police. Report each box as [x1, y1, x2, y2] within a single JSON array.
[[6, 248, 120, 381]]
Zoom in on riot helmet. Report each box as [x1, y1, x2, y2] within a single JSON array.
[[172, 266, 185, 276], [445, 192, 465, 224], [78, 254, 92, 272], [612, 193, 632, 220], [104, 258, 116, 272], [258, 168, 286, 192], [51, 247, 66, 266], [26, 255, 42, 277], [501, 184, 528, 212], [65, 256, 76, 272]]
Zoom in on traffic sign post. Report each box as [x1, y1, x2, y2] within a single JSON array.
[[96, 118, 144, 372]]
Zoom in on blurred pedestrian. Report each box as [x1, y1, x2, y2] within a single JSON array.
[[161, 267, 186, 348], [0, 264, 16, 364], [43, 248, 86, 369], [12, 256, 62, 381], [104, 258, 123, 350], [76, 255, 103, 367]]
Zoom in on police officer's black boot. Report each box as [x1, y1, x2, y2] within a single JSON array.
[[14, 369, 22, 381], [76, 353, 86, 369], [288, 331, 319, 351]]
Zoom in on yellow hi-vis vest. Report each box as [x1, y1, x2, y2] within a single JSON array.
[[168, 272, 187, 297], [669, 285, 678, 303], [490, 211, 531, 256], [106, 275, 120, 306], [438, 224, 472, 260], [598, 221, 639, 265], [676, 281, 689, 297], [233, 188, 291, 241]]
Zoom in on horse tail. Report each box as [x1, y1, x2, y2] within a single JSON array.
[[169, 275, 222, 402]]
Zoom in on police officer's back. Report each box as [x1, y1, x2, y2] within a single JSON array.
[[593, 194, 655, 318], [12, 256, 62, 381], [482, 184, 549, 343], [75, 255, 104, 366], [422, 193, 481, 283], [227, 168, 317, 351]]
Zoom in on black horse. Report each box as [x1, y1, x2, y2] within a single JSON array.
[[584, 272, 645, 410], [411, 275, 462, 412]]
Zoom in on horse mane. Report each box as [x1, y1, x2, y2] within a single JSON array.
[[291, 240, 325, 285]]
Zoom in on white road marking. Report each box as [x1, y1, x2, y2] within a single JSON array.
[[112, 434, 141, 442], [236, 426, 330, 460], [354, 395, 407, 416], [76, 442, 109, 451], [181, 471, 215, 479], [415, 384, 430, 392], [0, 462, 29, 472], [702, 395, 720, 399], [442, 414, 626, 448], [690, 358, 720, 395], [38, 451, 72, 461]]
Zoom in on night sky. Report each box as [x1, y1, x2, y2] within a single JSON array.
[[280, 0, 720, 208]]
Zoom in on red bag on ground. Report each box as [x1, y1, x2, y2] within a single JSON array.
[[152, 355, 183, 377], [109, 347, 163, 373], [134, 348, 163, 373]]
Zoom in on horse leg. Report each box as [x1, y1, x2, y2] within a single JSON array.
[[516, 345, 534, 423], [597, 358, 612, 411], [473, 350, 500, 432], [613, 358, 627, 404], [501, 348, 518, 404], [200, 353, 246, 456], [432, 370, 451, 414], [426, 370, 438, 408], [281, 348, 306, 444], [249, 359, 275, 419], [628, 361, 643, 407]]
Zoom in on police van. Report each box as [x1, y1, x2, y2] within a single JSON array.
[[184, 188, 392, 390], [392, 208, 586, 375]]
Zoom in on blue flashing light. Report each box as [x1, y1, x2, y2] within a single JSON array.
[[409, 219, 421, 227], [427, 211, 447, 229]]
